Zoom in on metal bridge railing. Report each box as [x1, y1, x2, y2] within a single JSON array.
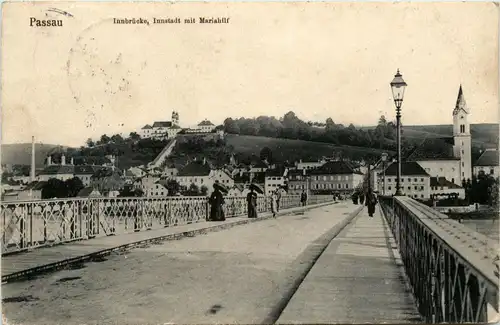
[[0, 194, 333, 255], [379, 195, 499, 323]]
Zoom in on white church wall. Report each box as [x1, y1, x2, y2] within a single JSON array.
[[416, 160, 461, 185]]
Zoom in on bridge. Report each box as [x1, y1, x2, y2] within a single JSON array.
[[1, 194, 498, 324]]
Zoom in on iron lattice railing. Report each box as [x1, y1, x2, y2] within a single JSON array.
[[0, 194, 333, 255], [379, 195, 499, 323]]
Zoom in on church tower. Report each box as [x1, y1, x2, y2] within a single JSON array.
[[171, 111, 179, 126], [452, 85, 472, 183]]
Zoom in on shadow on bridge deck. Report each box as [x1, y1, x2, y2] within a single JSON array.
[[276, 206, 422, 324]]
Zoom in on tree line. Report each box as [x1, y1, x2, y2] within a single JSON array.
[[223, 112, 399, 151]]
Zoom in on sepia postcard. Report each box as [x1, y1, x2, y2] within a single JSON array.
[[1, 2, 499, 325]]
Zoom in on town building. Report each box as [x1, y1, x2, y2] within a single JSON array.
[[473, 149, 500, 178], [77, 187, 102, 198], [295, 158, 326, 171], [430, 177, 465, 200], [382, 162, 431, 200], [287, 169, 309, 195], [134, 174, 160, 196], [175, 160, 234, 195], [308, 161, 364, 194], [74, 165, 99, 187], [183, 119, 216, 134], [264, 167, 288, 195]]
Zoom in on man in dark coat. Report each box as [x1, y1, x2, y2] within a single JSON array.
[[247, 188, 258, 218], [300, 190, 307, 206], [365, 188, 378, 217], [209, 185, 225, 221]]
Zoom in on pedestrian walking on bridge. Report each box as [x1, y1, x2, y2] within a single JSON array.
[[209, 183, 226, 221], [365, 188, 378, 217], [300, 190, 307, 206]]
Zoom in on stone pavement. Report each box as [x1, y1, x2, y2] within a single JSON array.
[[1, 200, 335, 283], [276, 205, 422, 324]]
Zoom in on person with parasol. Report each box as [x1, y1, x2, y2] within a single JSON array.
[[209, 181, 226, 221], [247, 183, 262, 218]]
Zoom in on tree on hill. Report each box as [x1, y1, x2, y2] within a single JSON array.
[[260, 147, 273, 163], [86, 138, 95, 147], [200, 185, 208, 196], [129, 132, 141, 141]]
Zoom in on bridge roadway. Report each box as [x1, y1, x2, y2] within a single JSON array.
[[2, 202, 421, 324]]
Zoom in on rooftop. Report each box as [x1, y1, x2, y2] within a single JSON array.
[[385, 162, 430, 176], [198, 119, 215, 126], [309, 161, 358, 175], [474, 149, 499, 167], [152, 121, 173, 128], [430, 177, 462, 189], [24, 181, 47, 191], [406, 137, 459, 161], [177, 161, 211, 177]]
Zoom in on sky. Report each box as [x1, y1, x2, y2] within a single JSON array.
[[1, 2, 498, 146]]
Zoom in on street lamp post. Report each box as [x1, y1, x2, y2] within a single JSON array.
[[390, 69, 407, 196], [381, 152, 388, 196]]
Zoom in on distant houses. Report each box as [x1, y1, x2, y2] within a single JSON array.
[[473, 149, 499, 178]]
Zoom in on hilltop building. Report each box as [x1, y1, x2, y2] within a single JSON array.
[[140, 111, 182, 139]]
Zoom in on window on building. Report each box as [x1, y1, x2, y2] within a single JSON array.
[[408, 178, 411, 182], [420, 186, 424, 190], [408, 186, 411, 190], [420, 178, 424, 182], [491, 169, 494, 175], [401, 179, 404, 183], [414, 186, 417, 190], [414, 178, 417, 182], [388, 186, 392, 190], [462, 172, 464, 177], [451, 178, 454, 183], [345, 184, 348, 188], [338, 184, 341, 188], [421, 195, 424, 198]]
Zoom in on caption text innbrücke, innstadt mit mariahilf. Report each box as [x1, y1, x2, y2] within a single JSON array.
[[29, 16, 230, 27]]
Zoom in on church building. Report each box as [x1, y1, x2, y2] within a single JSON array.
[[405, 85, 472, 187]]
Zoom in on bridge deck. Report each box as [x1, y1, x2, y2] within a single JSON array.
[[2, 202, 422, 324], [1, 202, 333, 282], [277, 207, 422, 324]]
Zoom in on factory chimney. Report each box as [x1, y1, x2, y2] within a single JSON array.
[[30, 136, 36, 182]]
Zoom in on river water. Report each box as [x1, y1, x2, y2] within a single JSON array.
[[460, 219, 500, 242]]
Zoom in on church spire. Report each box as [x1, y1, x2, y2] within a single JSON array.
[[453, 84, 468, 115]]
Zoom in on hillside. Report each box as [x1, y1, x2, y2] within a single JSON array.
[[361, 123, 498, 148], [1, 143, 68, 167], [167, 134, 395, 168]]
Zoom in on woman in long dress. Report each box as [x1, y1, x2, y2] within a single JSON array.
[[209, 186, 225, 221], [271, 190, 278, 217]]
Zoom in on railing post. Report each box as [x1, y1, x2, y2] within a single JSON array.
[[29, 204, 33, 248]]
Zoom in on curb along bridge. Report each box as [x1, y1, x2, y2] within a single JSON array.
[[1, 194, 498, 324]]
